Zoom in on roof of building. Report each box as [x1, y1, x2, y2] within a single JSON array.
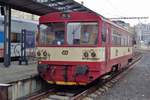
[[0, 0, 95, 16], [0, 0, 131, 33], [0, 0, 58, 15]]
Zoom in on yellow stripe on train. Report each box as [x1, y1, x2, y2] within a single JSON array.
[[47, 81, 86, 85]]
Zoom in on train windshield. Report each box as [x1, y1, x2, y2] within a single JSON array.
[[67, 22, 98, 45], [39, 22, 98, 46], [39, 22, 65, 45]]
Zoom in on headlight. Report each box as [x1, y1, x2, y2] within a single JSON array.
[[37, 51, 41, 56], [91, 52, 96, 57], [43, 50, 47, 56], [83, 51, 89, 58]]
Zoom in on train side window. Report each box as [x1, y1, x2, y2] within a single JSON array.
[[117, 34, 121, 46], [11, 33, 21, 43], [0, 32, 4, 43], [112, 30, 117, 45], [112, 30, 121, 46], [121, 35, 124, 46], [125, 36, 127, 46], [129, 37, 132, 46]]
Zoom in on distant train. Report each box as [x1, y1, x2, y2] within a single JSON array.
[[0, 16, 38, 60], [37, 11, 133, 85]]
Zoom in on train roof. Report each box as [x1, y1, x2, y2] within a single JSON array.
[[40, 11, 131, 34], [102, 18, 132, 34], [39, 11, 100, 23], [0, 16, 38, 33]]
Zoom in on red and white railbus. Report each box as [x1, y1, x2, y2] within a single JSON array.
[[36, 11, 133, 85]]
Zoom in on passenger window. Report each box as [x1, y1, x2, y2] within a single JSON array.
[[11, 33, 21, 43], [112, 30, 121, 46]]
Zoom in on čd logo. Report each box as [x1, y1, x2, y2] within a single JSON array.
[[62, 50, 69, 55]]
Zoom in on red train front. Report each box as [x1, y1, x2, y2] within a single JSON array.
[[36, 12, 133, 85]]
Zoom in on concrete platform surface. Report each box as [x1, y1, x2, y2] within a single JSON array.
[[96, 52, 150, 100], [0, 61, 37, 83]]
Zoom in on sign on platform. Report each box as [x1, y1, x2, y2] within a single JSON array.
[[25, 30, 35, 48]]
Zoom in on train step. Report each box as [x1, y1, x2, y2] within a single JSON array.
[[101, 75, 111, 80]]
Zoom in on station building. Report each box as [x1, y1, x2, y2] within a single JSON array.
[[112, 20, 135, 34], [134, 24, 150, 48]]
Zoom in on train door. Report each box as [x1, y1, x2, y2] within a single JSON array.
[[106, 23, 111, 70], [102, 22, 110, 72]]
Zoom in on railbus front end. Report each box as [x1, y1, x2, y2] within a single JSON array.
[[36, 12, 133, 85], [36, 12, 106, 85]]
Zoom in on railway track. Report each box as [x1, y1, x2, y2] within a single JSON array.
[[27, 53, 142, 100]]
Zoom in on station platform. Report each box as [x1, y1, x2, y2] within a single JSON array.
[[97, 51, 150, 100], [0, 61, 38, 84]]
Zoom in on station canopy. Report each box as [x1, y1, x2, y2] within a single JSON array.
[[0, 0, 92, 16]]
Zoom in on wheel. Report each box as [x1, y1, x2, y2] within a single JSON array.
[[111, 66, 118, 73]]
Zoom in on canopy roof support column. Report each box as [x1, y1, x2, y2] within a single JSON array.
[[4, 5, 11, 67]]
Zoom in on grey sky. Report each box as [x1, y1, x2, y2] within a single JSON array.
[[75, 0, 149, 26]]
